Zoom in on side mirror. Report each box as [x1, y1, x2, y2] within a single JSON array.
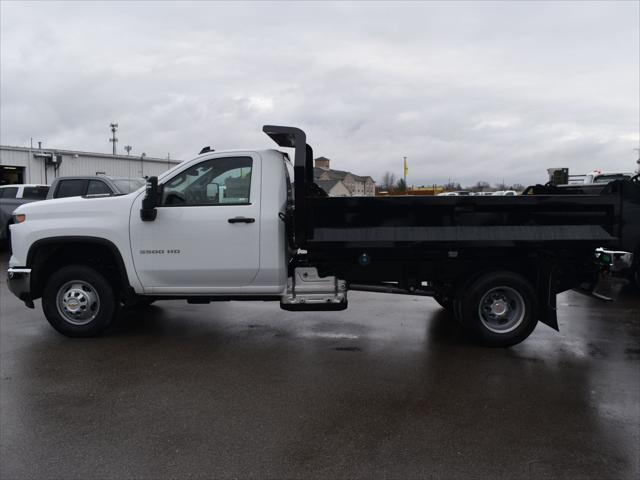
[[140, 176, 160, 221]]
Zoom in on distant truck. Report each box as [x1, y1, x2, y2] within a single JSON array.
[[0, 184, 49, 248], [548, 168, 636, 186], [584, 171, 635, 185]]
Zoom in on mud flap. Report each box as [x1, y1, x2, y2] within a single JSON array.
[[575, 273, 628, 302], [537, 262, 559, 331]]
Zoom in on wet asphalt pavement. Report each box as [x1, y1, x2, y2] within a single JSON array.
[[1, 256, 639, 480]]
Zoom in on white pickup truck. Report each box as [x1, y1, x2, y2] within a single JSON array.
[[7, 126, 635, 347]]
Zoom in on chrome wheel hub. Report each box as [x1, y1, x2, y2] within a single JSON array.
[[56, 281, 100, 325], [491, 299, 508, 316], [478, 286, 525, 334]]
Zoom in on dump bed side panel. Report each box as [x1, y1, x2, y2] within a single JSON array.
[[306, 195, 619, 249]]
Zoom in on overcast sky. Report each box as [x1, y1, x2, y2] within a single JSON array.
[[1, 1, 638, 186]]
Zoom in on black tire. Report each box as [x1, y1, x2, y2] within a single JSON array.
[[451, 275, 479, 325], [42, 265, 118, 337], [459, 271, 538, 347], [4, 223, 12, 253]]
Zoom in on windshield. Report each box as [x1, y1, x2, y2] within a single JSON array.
[[112, 178, 145, 193]]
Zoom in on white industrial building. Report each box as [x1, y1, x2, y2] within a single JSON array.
[[0, 145, 182, 185]]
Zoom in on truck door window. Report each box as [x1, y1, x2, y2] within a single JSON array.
[[55, 179, 87, 198], [162, 156, 252, 206], [87, 180, 112, 195]]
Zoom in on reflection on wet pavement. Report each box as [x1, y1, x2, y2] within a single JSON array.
[[1, 258, 638, 479]]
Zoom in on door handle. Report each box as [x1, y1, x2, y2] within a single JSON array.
[[228, 216, 255, 224]]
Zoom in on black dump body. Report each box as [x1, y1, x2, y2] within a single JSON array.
[[306, 194, 618, 248], [263, 125, 635, 298], [302, 193, 624, 289], [523, 179, 640, 255]]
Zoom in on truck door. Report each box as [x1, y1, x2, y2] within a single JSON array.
[[129, 154, 261, 293]]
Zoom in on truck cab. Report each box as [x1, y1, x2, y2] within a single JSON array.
[[129, 149, 289, 295]]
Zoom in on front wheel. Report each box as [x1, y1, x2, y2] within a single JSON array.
[[459, 271, 539, 347], [42, 265, 118, 337]]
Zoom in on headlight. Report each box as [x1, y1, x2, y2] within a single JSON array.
[[13, 214, 26, 223]]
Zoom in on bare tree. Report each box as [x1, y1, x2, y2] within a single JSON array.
[[473, 181, 490, 192], [395, 178, 407, 193], [380, 171, 396, 191]]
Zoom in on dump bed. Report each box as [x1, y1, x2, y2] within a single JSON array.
[[305, 194, 620, 249], [262, 125, 633, 254], [523, 179, 640, 254]]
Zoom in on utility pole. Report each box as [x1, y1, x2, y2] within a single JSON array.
[[140, 152, 146, 177], [109, 123, 118, 155], [124, 145, 132, 156]]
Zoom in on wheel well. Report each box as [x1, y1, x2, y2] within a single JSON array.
[[3, 219, 11, 239], [29, 239, 129, 299], [434, 259, 537, 295]]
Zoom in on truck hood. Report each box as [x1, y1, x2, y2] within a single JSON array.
[[14, 193, 137, 218], [8, 191, 141, 271]]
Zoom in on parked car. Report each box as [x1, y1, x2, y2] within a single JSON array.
[[0, 184, 49, 248], [46, 176, 145, 199], [437, 191, 471, 196]]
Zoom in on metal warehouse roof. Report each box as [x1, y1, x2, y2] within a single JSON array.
[[0, 145, 182, 165]]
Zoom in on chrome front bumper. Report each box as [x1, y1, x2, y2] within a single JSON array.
[[7, 268, 34, 308]]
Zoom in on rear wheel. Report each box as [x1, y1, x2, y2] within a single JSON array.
[[42, 265, 118, 337], [459, 271, 538, 347]]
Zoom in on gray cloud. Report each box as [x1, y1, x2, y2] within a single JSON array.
[[1, 0, 638, 186]]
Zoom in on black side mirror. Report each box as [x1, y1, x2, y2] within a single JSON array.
[[140, 176, 160, 221]]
